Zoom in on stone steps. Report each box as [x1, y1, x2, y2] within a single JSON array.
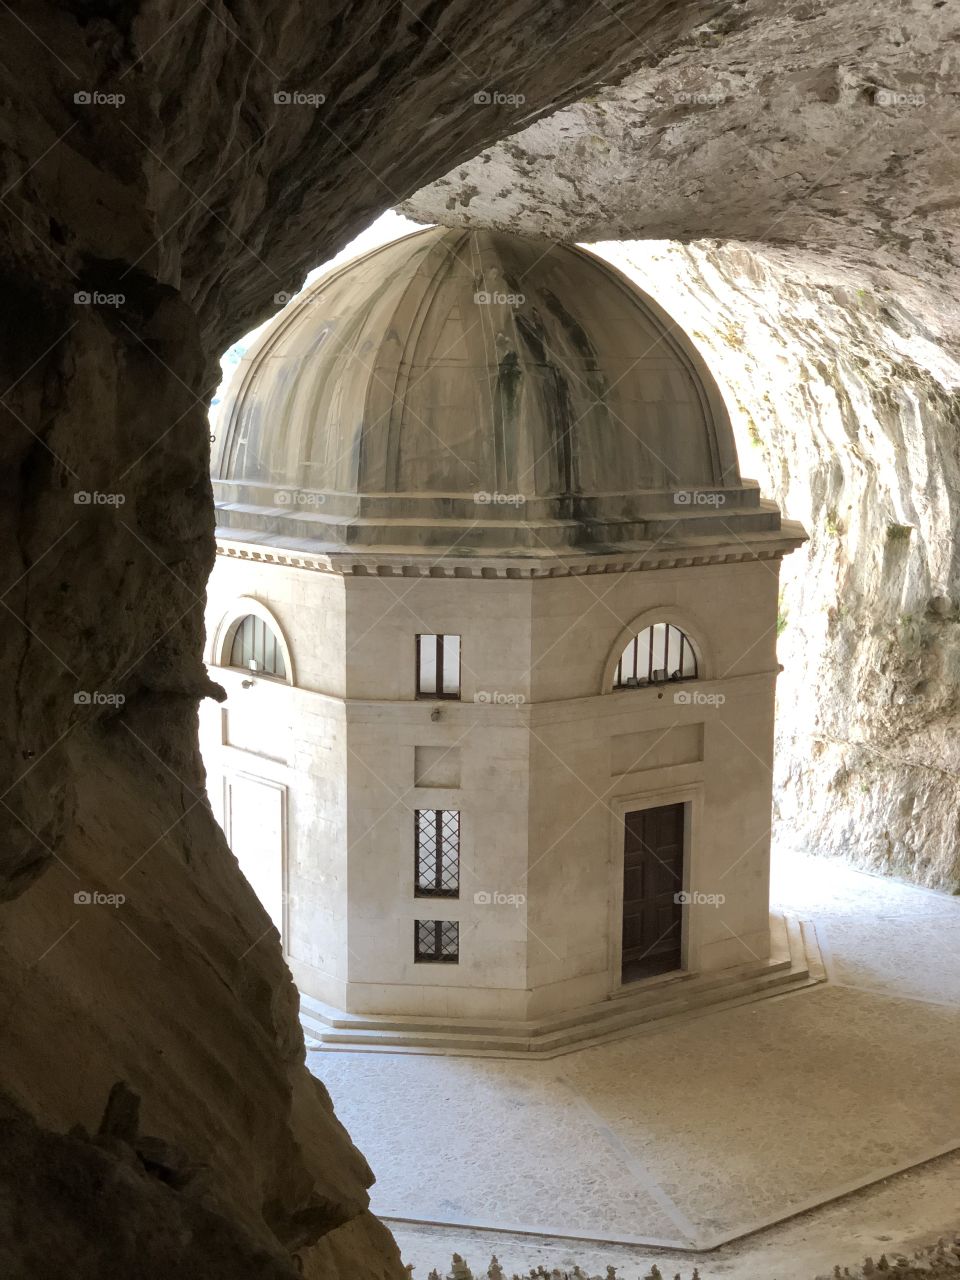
[[300, 913, 824, 1059]]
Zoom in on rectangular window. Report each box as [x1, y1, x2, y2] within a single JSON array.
[[416, 634, 460, 698], [415, 809, 460, 896], [415, 919, 459, 963]]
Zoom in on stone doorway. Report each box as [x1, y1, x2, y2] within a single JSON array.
[[621, 802, 684, 982]]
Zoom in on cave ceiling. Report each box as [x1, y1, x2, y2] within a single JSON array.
[[404, 0, 960, 350]]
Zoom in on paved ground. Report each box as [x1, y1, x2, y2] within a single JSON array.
[[310, 850, 960, 1275]]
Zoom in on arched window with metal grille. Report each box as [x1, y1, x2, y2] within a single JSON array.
[[614, 622, 698, 689], [228, 614, 287, 679]]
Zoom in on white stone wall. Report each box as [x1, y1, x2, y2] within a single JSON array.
[[201, 558, 352, 1007], [340, 575, 533, 1017], [523, 561, 780, 1014]]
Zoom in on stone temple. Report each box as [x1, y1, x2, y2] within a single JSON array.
[[201, 225, 807, 1045]]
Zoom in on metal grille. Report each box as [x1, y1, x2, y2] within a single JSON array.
[[415, 919, 459, 963], [228, 614, 286, 678], [614, 623, 697, 689], [415, 809, 460, 896], [416, 634, 460, 698]]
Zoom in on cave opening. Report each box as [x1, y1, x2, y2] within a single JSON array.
[[3, 3, 959, 1276]]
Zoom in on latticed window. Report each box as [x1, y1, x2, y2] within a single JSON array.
[[415, 809, 460, 897], [228, 614, 286, 678], [416, 634, 460, 698], [415, 919, 459, 963], [614, 623, 697, 689]]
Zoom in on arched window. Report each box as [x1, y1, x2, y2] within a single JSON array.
[[614, 622, 698, 689], [228, 614, 287, 679]]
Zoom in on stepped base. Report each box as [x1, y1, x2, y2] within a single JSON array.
[[301, 913, 824, 1059]]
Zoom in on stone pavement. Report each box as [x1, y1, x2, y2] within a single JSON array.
[[310, 849, 960, 1271]]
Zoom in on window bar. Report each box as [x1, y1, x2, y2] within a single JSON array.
[[415, 918, 459, 962], [647, 626, 655, 683], [432, 810, 441, 893]]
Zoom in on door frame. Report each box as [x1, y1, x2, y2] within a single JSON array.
[[608, 782, 703, 993], [222, 770, 290, 944]]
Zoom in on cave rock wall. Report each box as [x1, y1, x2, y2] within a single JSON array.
[[593, 239, 960, 888]]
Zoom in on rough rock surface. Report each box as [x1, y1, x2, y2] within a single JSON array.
[[0, 0, 713, 1273], [404, 0, 960, 345], [558, 238, 960, 889]]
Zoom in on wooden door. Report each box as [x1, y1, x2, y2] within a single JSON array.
[[621, 802, 684, 982]]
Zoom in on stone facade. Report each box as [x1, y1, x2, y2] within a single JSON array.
[[202, 546, 791, 1021]]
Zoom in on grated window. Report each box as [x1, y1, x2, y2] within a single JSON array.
[[614, 623, 697, 689]]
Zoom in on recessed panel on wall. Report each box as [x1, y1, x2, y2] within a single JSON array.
[[414, 745, 461, 788], [223, 700, 291, 764], [610, 724, 703, 776]]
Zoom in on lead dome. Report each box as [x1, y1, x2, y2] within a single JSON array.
[[212, 227, 782, 555]]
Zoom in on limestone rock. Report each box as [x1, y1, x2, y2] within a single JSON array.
[[472, 234, 960, 889], [404, 0, 960, 352]]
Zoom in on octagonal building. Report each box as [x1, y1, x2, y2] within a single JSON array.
[[200, 226, 808, 1052]]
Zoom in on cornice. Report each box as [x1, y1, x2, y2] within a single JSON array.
[[214, 528, 805, 580]]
